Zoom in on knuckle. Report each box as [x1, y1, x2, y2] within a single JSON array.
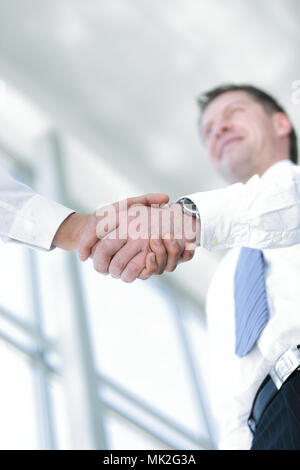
[[110, 259, 124, 273], [121, 271, 135, 283], [127, 259, 141, 274], [165, 264, 175, 273], [148, 266, 157, 275], [156, 252, 167, 265], [171, 243, 181, 256], [121, 260, 143, 282], [154, 256, 166, 273], [99, 237, 112, 251], [156, 243, 166, 254], [156, 254, 167, 271]]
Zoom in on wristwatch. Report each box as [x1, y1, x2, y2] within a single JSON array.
[[176, 197, 200, 220]]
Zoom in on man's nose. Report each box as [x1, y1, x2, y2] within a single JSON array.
[[214, 120, 233, 140]]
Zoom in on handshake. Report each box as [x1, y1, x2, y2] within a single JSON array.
[[53, 193, 200, 282]]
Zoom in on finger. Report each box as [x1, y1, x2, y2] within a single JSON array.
[[162, 236, 184, 272], [139, 252, 157, 280], [95, 193, 169, 219], [180, 246, 196, 263], [121, 250, 148, 283], [108, 239, 144, 278], [89, 241, 99, 258], [77, 216, 99, 261], [95, 206, 121, 240], [92, 233, 126, 274], [94, 193, 169, 242], [127, 193, 169, 208], [149, 238, 167, 274]]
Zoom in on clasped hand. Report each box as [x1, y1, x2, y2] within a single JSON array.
[[77, 193, 199, 282]]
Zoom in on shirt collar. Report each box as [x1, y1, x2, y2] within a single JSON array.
[[261, 159, 294, 180]]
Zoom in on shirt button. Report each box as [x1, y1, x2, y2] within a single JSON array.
[[274, 234, 282, 242], [226, 236, 235, 245], [210, 238, 218, 247]]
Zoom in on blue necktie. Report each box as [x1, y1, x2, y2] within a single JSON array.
[[234, 247, 269, 357]]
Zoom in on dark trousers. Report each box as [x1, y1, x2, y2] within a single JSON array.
[[251, 370, 300, 450]]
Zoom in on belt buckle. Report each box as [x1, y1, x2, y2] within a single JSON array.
[[269, 346, 300, 390]]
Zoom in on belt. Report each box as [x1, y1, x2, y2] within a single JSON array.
[[248, 345, 300, 434]]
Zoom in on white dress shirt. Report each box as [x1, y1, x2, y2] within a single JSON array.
[[0, 165, 74, 250], [185, 159, 300, 449]]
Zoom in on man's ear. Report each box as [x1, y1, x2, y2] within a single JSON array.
[[272, 112, 292, 138]]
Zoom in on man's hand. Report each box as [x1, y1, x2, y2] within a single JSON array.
[[52, 193, 170, 257], [92, 203, 200, 282], [138, 237, 196, 280], [75, 193, 170, 260]]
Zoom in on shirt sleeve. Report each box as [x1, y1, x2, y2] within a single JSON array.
[[181, 163, 300, 250], [0, 165, 74, 250]]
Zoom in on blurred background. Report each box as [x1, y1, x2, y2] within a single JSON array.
[[0, 0, 299, 450]]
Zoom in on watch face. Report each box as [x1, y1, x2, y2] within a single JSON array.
[[187, 207, 197, 215], [183, 199, 197, 214], [179, 198, 199, 217]]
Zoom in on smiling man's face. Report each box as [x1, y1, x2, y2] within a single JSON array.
[[200, 90, 288, 183]]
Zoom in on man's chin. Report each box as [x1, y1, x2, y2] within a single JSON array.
[[217, 159, 249, 183]]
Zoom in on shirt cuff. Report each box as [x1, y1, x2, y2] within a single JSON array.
[[8, 194, 75, 251], [178, 184, 250, 250]]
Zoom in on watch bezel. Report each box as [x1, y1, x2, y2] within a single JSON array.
[[177, 197, 199, 218]]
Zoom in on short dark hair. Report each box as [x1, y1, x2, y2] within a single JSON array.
[[197, 84, 298, 164]]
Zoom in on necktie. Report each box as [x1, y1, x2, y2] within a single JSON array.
[[234, 247, 269, 357]]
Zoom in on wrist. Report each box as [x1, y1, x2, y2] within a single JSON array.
[[183, 212, 201, 246], [175, 199, 201, 247], [52, 212, 90, 251], [169, 203, 201, 247]]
